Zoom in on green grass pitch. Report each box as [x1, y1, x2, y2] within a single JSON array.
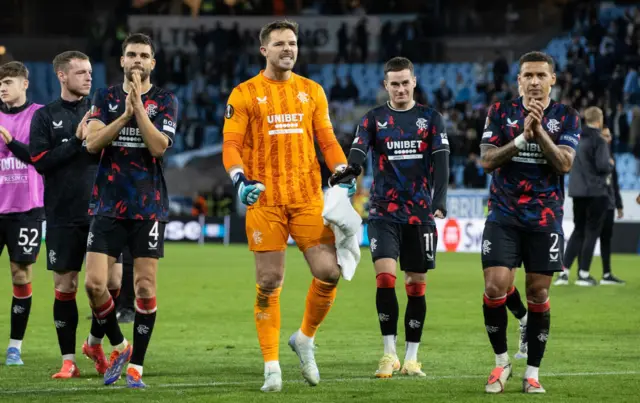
[[0, 244, 638, 402]]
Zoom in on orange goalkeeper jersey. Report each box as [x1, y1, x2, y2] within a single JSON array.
[[223, 71, 346, 207]]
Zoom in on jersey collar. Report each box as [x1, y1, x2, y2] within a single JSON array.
[[519, 96, 553, 113], [386, 100, 416, 113], [0, 100, 32, 114]]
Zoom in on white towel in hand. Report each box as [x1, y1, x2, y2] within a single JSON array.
[[322, 186, 362, 280]]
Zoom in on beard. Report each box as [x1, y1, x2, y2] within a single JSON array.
[[125, 67, 150, 82], [67, 84, 90, 98]]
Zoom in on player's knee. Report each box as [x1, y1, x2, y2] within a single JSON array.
[[315, 266, 340, 284], [256, 271, 284, 289], [405, 272, 425, 285], [10, 268, 30, 285], [525, 285, 549, 304], [134, 276, 156, 299], [54, 272, 78, 293], [84, 278, 107, 301], [484, 282, 509, 299]]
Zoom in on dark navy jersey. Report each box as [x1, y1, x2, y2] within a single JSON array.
[[481, 97, 581, 234], [87, 84, 178, 222], [29, 97, 98, 227], [352, 102, 450, 225]]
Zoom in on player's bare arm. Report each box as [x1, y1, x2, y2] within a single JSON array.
[[85, 100, 133, 154], [480, 142, 520, 174], [130, 71, 168, 157], [530, 101, 575, 174]]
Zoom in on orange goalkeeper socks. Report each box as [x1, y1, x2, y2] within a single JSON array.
[[254, 285, 281, 362], [300, 278, 338, 338]]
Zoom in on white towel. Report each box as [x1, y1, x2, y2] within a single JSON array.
[[322, 185, 362, 281]]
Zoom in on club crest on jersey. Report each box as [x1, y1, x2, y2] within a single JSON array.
[[144, 100, 158, 118], [297, 91, 309, 103], [416, 118, 428, 130], [546, 119, 560, 134]]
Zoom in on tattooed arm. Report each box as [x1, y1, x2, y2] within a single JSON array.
[[535, 128, 575, 174], [531, 101, 580, 175], [479, 143, 520, 173], [480, 109, 535, 173]]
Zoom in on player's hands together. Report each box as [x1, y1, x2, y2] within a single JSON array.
[[328, 165, 362, 197], [75, 111, 91, 140], [130, 71, 145, 112], [0, 126, 12, 144], [523, 115, 536, 142], [232, 172, 265, 206], [528, 100, 545, 138], [434, 209, 445, 219], [124, 91, 135, 119]]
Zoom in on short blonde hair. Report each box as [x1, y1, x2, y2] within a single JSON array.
[[584, 106, 603, 125]]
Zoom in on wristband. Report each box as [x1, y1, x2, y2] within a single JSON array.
[[514, 134, 528, 150]]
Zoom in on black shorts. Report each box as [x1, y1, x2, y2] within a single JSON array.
[[481, 222, 564, 274], [45, 225, 124, 272], [0, 218, 43, 264], [87, 216, 165, 259], [367, 219, 437, 273]]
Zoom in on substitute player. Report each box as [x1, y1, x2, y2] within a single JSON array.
[[339, 57, 449, 378], [84, 33, 178, 388], [222, 20, 353, 393], [29, 51, 124, 378], [479, 51, 581, 393], [0, 61, 44, 366]]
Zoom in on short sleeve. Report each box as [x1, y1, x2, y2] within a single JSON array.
[[153, 93, 178, 147], [87, 88, 108, 125], [312, 84, 333, 132], [430, 111, 450, 154], [557, 108, 581, 150], [222, 87, 249, 135], [481, 103, 505, 147]]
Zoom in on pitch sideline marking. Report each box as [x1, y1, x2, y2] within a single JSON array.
[[0, 370, 638, 395]]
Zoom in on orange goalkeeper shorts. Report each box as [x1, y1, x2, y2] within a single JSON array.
[[245, 199, 334, 252]]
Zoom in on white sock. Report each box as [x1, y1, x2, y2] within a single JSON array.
[[519, 312, 528, 326], [404, 342, 419, 362], [578, 270, 590, 279], [128, 363, 143, 376], [264, 360, 281, 374], [87, 334, 102, 346], [524, 365, 539, 380], [8, 339, 22, 350], [297, 329, 314, 345], [113, 339, 128, 352], [383, 335, 396, 356], [495, 352, 510, 367], [62, 354, 75, 363]]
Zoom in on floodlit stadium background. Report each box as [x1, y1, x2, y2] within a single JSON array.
[[1, 1, 639, 401]]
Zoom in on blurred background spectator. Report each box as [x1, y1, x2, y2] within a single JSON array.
[[4, 0, 640, 217]]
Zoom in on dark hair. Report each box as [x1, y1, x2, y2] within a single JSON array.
[[121, 33, 155, 56], [0, 61, 28, 81], [384, 57, 414, 77], [519, 51, 555, 72], [52, 51, 89, 73], [259, 20, 299, 45]]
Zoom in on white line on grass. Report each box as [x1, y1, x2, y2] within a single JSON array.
[[1, 370, 638, 395]]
